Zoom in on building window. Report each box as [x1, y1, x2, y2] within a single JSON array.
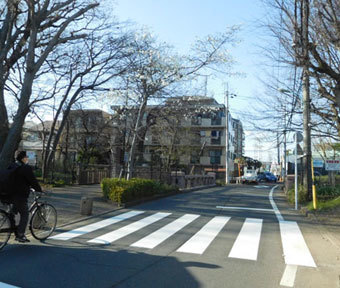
[[211, 130, 222, 145], [190, 152, 200, 164], [191, 115, 202, 125], [191, 131, 201, 145], [151, 135, 159, 145], [211, 113, 222, 125], [174, 136, 180, 145], [210, 150, 222, 164]]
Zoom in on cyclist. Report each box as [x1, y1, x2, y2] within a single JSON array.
[[8, 151, 42, 243]]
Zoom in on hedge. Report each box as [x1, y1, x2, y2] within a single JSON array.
[[101, 178, 178, 205], [287, 185, 308, 204], [315, 184, 340, 199]]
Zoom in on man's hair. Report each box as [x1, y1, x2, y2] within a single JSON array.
[[16, 151, 27, 161]]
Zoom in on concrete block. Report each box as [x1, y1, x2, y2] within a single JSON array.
[[80, 197, 93, 216]]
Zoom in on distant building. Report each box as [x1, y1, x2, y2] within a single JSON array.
[[20, 98, 245, 181], [112, 96, 245, 179], [18, 120, 61, 167], [65, 109, 113, 165], [232, 118, 245, 159]]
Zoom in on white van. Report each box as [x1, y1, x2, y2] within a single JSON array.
[[241, 169, 258, 184]]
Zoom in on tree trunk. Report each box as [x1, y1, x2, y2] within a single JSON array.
[[0, 72, 34, 168], [0, 76, 9, 153], [126, 95, 148, 180], [43, 88, 82, 179], [328, 171, 336, 187], [302, 0, 313, 200]]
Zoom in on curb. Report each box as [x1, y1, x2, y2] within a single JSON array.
[[54, 184, 217, 229], [55, 206, 122, 229]]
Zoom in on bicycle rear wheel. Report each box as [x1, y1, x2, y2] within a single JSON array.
[[30, 204, 57, 240], [0, 210, 11, 250]]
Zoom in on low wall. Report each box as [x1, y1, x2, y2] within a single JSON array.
[[171, 172, 216, 189]]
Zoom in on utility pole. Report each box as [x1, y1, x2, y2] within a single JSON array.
[[278, 88, 289, 182], [225, 88, 230, 184], [277, 131, 280, 172], [283, 104, 287, 182], [301, 0, 312, 199], [225, 87, 236, 184]]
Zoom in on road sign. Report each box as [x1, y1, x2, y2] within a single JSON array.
[[313, 159, 324, 168], [325, 159, 340, 171]]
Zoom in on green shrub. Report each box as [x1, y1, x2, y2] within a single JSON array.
[[307, 196, 340, 211], [34, 169, 42, 178], [53, 179, 66, 187], [101, 178, 178, 205], [215, 180, 225, 186], [287, 185, 308, 204], [157, 183, 179, 194], [316, 185, 340, 199]]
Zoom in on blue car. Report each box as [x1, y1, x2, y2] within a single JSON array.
[[256, 172, 277, 183]]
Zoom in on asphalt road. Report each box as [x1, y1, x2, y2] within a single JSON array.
[[0, 184, 339, 288]]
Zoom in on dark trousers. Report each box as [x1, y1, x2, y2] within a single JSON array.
[[10, 198, 29, 236]]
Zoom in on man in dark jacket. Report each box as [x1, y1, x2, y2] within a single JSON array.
[[9, 151, 42, 242]]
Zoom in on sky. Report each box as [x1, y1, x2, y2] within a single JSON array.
[[109, 0, 278, 162]]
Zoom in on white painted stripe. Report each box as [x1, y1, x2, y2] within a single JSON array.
[[131, 214, 200, 249], [269, 185, 284, 222], [88, 212, 171, 244], [228, 218, 263, 261], [50, 210, 144, 240], [0, 282, 20, 288], [177, 216, 230, 254], [216, 206, 274, 212], [280, 265, 297, 287], [279, 221, 316, 267]]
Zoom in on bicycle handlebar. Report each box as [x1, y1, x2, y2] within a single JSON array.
[[30, 189, 51, 197]]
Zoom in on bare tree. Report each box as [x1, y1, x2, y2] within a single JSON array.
[[40, 24, 134, 179], [259, 0, 340, 139], [65, 108, 113, 166], [0, 0, 100, 168], [111, 28, 239, 179]]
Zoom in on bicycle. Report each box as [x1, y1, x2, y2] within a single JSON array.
[[0, 190, 57, 250]]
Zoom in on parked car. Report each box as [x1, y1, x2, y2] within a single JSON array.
[[256, 172, 277, 183], [241, 170, 258, 184], [313, 171, 322, 177]]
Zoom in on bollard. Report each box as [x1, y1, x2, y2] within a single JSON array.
[[80, 197, 93, 216]]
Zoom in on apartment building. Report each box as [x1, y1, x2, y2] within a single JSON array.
[[18, 120, 61, 167], [19, 99, 245, 181], [232, 118, 245, 159], [112, 96, 245, 179], [64, 109, 113, 165]]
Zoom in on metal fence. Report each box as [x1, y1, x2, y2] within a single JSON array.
[[77, 164, 111, 185]]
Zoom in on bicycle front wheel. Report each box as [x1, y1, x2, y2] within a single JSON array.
[[0, 210, 11, 250], [30, 204, 57, 240]]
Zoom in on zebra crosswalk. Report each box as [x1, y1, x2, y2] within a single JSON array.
[[177, 216, 230, 254], [50, 210, 316, 267], [228, 218, 262, 261], [89, 212, 171, 245]]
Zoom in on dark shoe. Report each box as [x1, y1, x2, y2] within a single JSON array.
[[13, 226, 19, 238], [15, 235, 30, 243]]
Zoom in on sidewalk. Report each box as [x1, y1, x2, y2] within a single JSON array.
[[43, 184, 121, 227], [45, 184, 213, 227], [275, 185, 340, 246]]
